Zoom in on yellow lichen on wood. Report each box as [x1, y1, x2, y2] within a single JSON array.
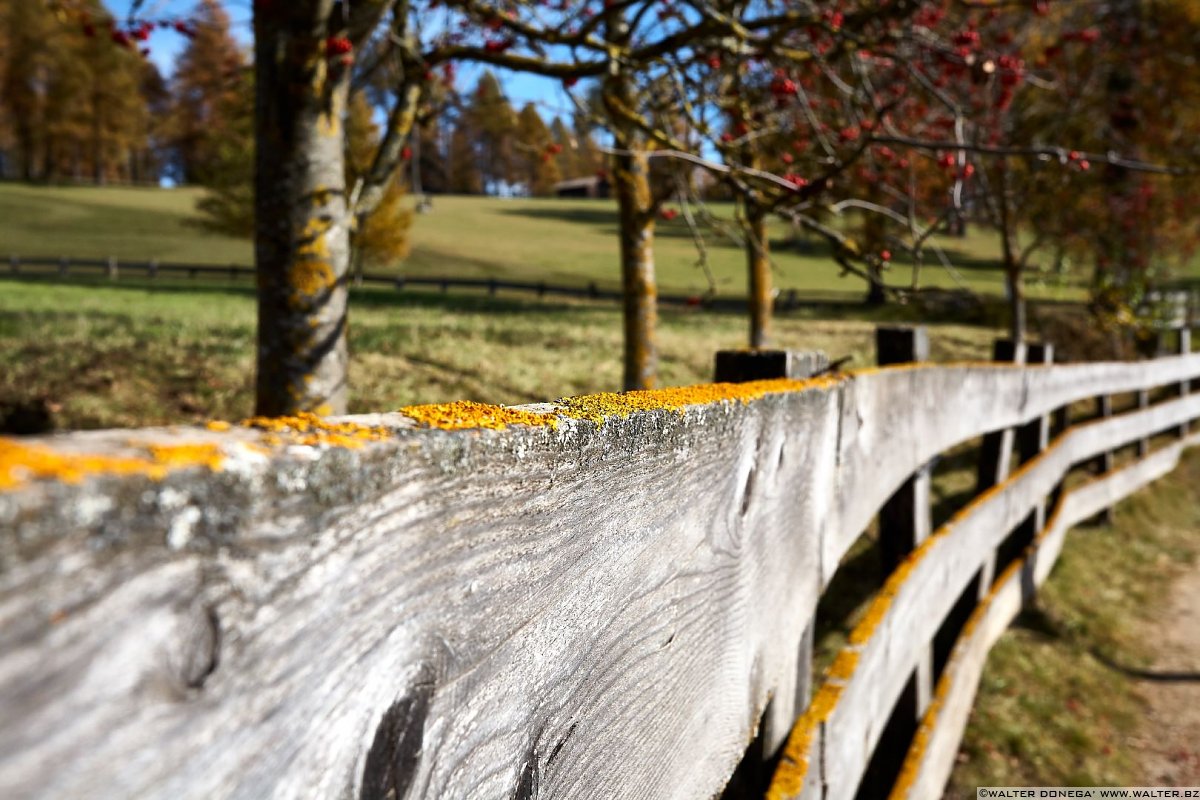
[[767, 682, 845, 800], [0, 438, 224, 492], [825, 649, 860, 682], [398, 377, 842, 432], [399, 401, 559, 431], [241, 411, 391, 449], [147, 443, 225, 472], [556, 376, 841, 426]]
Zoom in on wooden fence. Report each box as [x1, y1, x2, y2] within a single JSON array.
[[0, 327, 1196, 799], [3, 253, 865, 309]]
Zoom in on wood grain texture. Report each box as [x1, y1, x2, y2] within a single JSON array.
[[1, 393, 841, 800], [3, 354, 1200, 800]]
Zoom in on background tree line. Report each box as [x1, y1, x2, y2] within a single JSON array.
[[0, 0, 604, 201]]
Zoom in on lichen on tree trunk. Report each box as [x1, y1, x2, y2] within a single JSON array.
[[612, 148, 658, 391], [253, 7, 352, 416]]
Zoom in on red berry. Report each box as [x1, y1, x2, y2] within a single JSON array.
[[325, 36, 352, 56]]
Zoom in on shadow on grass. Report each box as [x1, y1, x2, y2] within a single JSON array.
[[1014, 605, 1200, 684]]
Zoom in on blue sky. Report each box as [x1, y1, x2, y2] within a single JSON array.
[[101, 0, 571, 119]]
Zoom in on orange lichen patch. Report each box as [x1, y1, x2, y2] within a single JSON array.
[[399, 401, 559, 431], [289, 258, 336, 298], [557, 375, 841, 425], [0, 437, 224, 492], [826, 649, 860, 682], [205, 420, 232, 432], [148, 443, 225, 472], [889, 691, 945, 800], [397, 376, 843, 432], [847, 548, 922, 647], [241, 411, 392, 449], [767, 682, 844, 799]]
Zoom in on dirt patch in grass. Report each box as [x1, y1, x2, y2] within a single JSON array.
[[1126, 564, 1200, 785]]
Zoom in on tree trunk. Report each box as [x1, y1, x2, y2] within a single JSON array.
[[997, 163, 1025, 345], [612, 148, 658, 391], [253, 7, 352, 416], [865, 264, 887, 306], [746, 202, 772, 349]]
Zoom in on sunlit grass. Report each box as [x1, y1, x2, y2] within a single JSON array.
[[0, 276, 1000, 431]]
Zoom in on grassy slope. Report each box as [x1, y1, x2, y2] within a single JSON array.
[[0, 183, 1091, 300], [0, 276, 999, 430]]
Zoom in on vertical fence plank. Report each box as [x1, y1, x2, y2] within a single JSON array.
[[714, 350, 829, 384], [974, 339, 1025, 596], [106, 256, 118, 280], [713, 348, 827, 781], [846, 326, 937, 800], [1006, 343, 1054, 567], [874, 326, 934, 715], [1178, 328, 1192, 439], [58, 256, 69, 278], [9, 255, 18, 274], [1090, 394, 1115, 525]]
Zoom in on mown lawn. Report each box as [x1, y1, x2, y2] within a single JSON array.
[[0, 183, 1093, 301]]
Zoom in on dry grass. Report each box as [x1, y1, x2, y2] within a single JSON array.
[[0, 276, 1001, 432]]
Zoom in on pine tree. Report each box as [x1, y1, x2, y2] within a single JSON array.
[[467, 72, 517, 193], [194, 71, 254, 235], [0, 0, 153, 183], [447, 116, 483, 194], [549, 116, 578, 183], [170, 0, 248, 183], [515, 103, 560, 196]]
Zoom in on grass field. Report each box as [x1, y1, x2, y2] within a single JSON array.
[[0, 182, 1094, 301], [0, 276, 1001, 430]]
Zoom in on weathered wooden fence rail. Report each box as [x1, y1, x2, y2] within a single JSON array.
[[0, 330, 1197, 800]]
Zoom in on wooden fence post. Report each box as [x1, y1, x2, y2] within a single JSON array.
[[974, 339, 1025, 595], [875, 326, 934, 722], [713, 348, 827, 773], [106, 256, 118, 280], [148, 259, 158, 280], [58, 257, 69, 278], [9, 255, 18, 274], [1005, 343, 1054, 570], [714, 350, 829, 384], [1177, 328, 1192, 439]]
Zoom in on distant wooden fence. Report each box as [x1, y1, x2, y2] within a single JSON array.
[[0, 327, 1196, 799], [3, 253, 868, 308]]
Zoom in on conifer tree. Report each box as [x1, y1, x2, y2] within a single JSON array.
[[515, 103, 560, 196], [170, 0, 247, 183]]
